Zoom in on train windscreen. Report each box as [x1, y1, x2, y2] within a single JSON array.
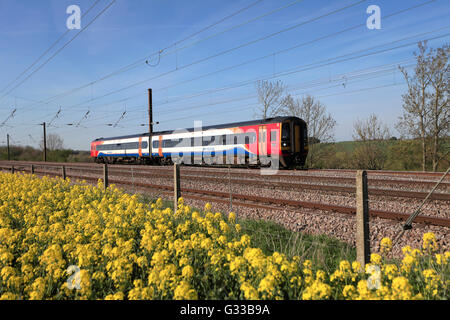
[[281, 122, 290, 147]]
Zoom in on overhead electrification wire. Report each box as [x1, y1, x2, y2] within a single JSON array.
[[4, 0, 446, 135], [161, 0, 306, 57], [149, 1, 442, 105], [97, 61, 416, 126], [0, 109, 17, 127], [0, 0, 117, 102], [28, 22, 448, 130], [0, 0, 102, 95], [30, 24, 446, 128], [12, 0, 435, 116], [19, 0, 266, 107], [92, 1, 445, 113], [1, 0, 363, 119], [71, 24, 448, 117], [62, 0, 369, 110]]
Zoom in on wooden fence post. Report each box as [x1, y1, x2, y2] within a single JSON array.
[[31, 164, 34, 175], [174, 163, 181, 213], [62, 166, 66, 180], [103, 164, 109, 190], [11, 165, 14, 174], [356, 170, 370, 268]]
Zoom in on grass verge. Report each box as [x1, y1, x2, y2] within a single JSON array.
[[138, 194, 356, 274]]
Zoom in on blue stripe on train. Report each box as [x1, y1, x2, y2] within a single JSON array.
[[98, 153, 148, 157], [98, 148, 255, 158], [151, 148, 254, 157]]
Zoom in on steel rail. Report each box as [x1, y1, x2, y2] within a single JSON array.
[[5, 166, 449, 228]]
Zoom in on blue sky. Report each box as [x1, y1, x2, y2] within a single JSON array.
[[0, 0, 449, 150]]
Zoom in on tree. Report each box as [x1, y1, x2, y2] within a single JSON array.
[[428, 44, 449, 171], [352, 114, 390, 170], [40, 133, 64, 151], [353, 113, 390, 142], [254, 80, 286, 120], [397, 42, 433, 171], [279, 94, 336, 167]]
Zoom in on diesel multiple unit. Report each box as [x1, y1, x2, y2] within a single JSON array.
[[90, 116, 308, 168]]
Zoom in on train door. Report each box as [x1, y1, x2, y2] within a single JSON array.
[[294, 123, 301, 153], [258, 125, 267, 156]]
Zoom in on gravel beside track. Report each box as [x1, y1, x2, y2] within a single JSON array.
[[1, 161, 448, 257]]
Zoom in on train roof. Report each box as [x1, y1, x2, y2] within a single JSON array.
[[92, 116, 305, 142]]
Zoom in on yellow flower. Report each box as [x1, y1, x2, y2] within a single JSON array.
[[302, 280, 331, 300], [289, 276, 302, 288], [422, 232, 438, 251], [342, 285, 356, 299], [181, 265, 194, 279], [380, 237, 392, 254], [240, 235, 251, 247], [174, 281, 197, 300], [352, 261, 362, 273], [391, 277, 413, 300], [258, 274, 276, 298], [401, 255, 416, 273], [105, 292, 124, 300], [370, 253, 382, 265], [240, 282, 259, 300], [229, 256, 245, 274], [0, 292, 19, 300], [315, 270, 326, 282], [339, 260, 351, 273], [2, 171, 448, 301], [383, 264, 398, 280], [303, 260, 312, 269]]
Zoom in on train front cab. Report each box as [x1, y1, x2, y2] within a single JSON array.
[[280, 118, 308, 168]]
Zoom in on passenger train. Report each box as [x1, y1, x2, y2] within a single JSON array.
[[90, 116, 308, 168]]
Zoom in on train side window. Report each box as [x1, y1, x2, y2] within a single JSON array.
[[153, 141, 159, 148], [123, 142, 138, 149], [243, 132, 256, 144], [270, 131, 277, 142], [234, 136, 237, 145], [203, 136, 215, 146]]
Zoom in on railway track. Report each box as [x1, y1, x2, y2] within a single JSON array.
[[1, 162, 449, 200], [2, 161, 449, 185], [2, 160, 449, 179], [3, 163, 449, 228]]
